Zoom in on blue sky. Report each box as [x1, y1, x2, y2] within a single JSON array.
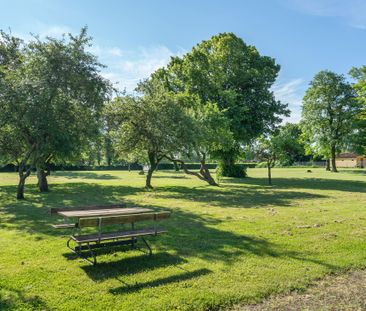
[[1, 0, 365, 122]]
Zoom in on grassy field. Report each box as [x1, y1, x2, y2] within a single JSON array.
[[0, 168, 365, 310]]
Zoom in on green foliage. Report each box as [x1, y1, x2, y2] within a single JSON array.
[[106, 85, 195, 162], [254, 135, 278, 166], [349, 66, 366, 154], [216, 162, 247, 178], [105, 81, 199, 187], [301, 70, 360, 168], [273, 123, 308, 165], [0, 27, 112, 197], [150, 33, 289, 172]]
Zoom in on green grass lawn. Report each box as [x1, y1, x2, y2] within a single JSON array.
[[0, 168, 365, 310]]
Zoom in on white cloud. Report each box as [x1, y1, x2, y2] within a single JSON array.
[[272, 78, 306, 123], [283, 0, 366, 29], [107, 47, 123, 57], [103, 45, 185, 92], [39, 25, 72, 38], [11, 24, 183, 93]]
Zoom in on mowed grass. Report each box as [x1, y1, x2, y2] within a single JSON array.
[[0, 168, 365, 310]]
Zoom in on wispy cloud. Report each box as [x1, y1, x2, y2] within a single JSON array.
[[282, 0, 366, 29], [102, 45, 185, 92], [13, 24, 183, 93], [39, 25, 72, 38], [272, 78, 306, 123]]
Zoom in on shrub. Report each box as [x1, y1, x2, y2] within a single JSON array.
[[217, 163, 247, 178]]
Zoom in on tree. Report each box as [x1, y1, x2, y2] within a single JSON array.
[[301, 70, 360, 172], [349, 66, 366, 154], [150, 33, 288, 176], [105, 83, 196, 189], [253, 135, 279, 185], [0, 28, 112, 199], [274, 123, 308, 166]]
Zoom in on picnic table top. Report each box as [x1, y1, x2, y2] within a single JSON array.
[[58, 207, 153, 218]]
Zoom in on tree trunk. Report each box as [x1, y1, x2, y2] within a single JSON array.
[[145, 168, 154, 189], [267, 162, 272, 185], [145, 151, 160, 189], [331, 146, 338, 172], [326, 159, 331, 171], [163, 154, 219, 186], [17, 176, 26, 200], [17, 166, 31, 200], [37, 169, 49, 192], [16, 144, 36, 199], [199, 159, 218, 186], [173, 160, 180, 171]]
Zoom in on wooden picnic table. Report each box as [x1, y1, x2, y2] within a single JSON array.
[[57, 207, 153, 219]]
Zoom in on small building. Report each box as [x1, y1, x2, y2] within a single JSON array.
[[335, 153, 364, 168]]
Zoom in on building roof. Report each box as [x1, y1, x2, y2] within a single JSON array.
[[337, 152, 361, 159]]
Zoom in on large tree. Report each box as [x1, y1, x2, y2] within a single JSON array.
[[0, 28, 111, 199], [301, 70, 360, 172], [149, 33, 288, 176], [349, 66, 366, 154]]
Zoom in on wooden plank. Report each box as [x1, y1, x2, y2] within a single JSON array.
[[51, 223, 76, 229], [71, 228, 167, 243], [79, 211, 171, 228], [50, 203, 126, 215], [58, 207, 152, 218]]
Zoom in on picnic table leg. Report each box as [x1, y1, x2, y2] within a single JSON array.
[[66, 238, 97, 265], [131, 222, 136, 249], [141, 237, 152, 256]]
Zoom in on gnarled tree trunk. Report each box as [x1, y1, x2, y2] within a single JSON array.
[[36, 156, 52, 192], [145, 151, 163, 189], [37, 167, 50, 192], [17, 166, 31, 200], [164, 153, 219, 186], [16, 144, 36, 200]]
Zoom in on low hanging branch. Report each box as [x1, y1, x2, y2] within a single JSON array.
[[163, 154, 219, 186]]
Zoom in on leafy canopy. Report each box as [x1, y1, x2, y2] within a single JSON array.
[[150, 32, 288, 159], [301, 70, 360, 157]]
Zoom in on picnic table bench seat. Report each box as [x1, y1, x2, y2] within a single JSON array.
[[71, 228, 167, 243]]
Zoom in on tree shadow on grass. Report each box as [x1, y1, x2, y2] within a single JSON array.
[[110, 268, 212, 294], [52, 171, 119, 180], [0, 285, 48, 310], [0, 183, 144, 236], [82, 252, 187, 281], [156, 185, 326, 209], [75, 206, 337, 295], [0, 181, 340, 282], [71, 204, 339, 290], [222, 176, 366, 193]]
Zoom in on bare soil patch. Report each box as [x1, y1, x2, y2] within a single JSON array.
[[233, 270, 366, 311]]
